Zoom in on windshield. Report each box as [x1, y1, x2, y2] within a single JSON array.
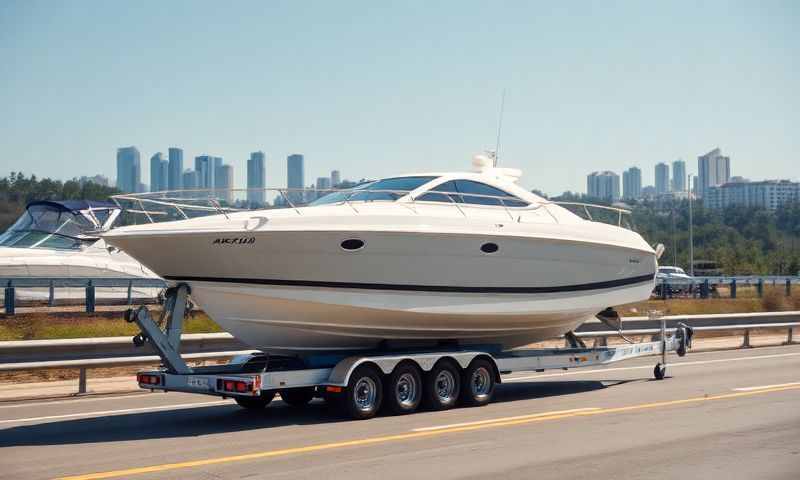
[[0, 205, 97, 250], [309, 176, 437, 206]]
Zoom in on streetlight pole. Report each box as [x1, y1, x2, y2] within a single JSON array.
[[688, 173, 694, 276]]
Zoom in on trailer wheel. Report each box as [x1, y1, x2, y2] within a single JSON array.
[[343, 364, 383, 420], [423, 359, 461, 411], [235, 390, 276, 409], [280, 387, 315, 407], [460, 358, 495, 407], [384, 362, 423, 415]]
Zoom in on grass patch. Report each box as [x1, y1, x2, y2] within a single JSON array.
[[0, 310, 222, 341]]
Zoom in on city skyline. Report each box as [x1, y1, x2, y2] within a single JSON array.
[[2, 2, 797, 196]]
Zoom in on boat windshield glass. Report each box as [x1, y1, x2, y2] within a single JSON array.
[[0, 205, 97, 250], [309, 176, 438, 206]]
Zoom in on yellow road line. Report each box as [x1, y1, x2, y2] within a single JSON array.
[[56, 384, 800, 480]]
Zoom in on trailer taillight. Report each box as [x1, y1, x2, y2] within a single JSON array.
[[217, 377, 258, 394], [137, 374, 162, 386]]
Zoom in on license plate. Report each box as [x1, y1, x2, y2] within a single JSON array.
[[187, 377, 209, 389]]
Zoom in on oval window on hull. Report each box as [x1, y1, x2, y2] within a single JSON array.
[[341, 239, 365, 251], [481, 242, 499, 254]]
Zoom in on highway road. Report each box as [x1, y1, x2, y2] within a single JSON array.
[[1, 345, 799, 480]]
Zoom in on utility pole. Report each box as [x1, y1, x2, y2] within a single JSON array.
[[688, 173, 694, 276]]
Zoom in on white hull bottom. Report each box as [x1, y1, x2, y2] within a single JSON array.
[[189, 280, 654, 355]]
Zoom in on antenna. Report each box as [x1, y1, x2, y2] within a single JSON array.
[[493, 89, 506, 167]]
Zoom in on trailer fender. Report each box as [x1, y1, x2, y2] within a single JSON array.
[[326, 352, 490, 387]]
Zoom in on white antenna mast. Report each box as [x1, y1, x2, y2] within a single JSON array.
[[493, 89, 506, 167]]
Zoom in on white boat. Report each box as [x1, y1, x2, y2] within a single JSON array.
[[0, 200, 160, 303], [105, 157, 657, 355]]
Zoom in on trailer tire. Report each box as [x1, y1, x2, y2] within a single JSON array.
[[423, 359, 461, 411], [460, 358, 495, 407], [384, 361, 423, 415], [235, 390, 276, 409], [343, 364, 383, 420], [280, 387, 315, 407]]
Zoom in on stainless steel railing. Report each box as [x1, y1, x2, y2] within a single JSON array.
[[112, 187, 633, 227]]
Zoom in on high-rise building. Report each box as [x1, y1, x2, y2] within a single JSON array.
[[622, 167, 642, 200], [287, 154, 305, 204], [149, 152, 168, 192], [586, 171, 620, 202], [182, 169, 199, 190], [697, 148, 730, 198], [655, 162, 670, 195], [331, 170, 341, 187], [168, 148, 183, 190], [672, 159, 686, 192], [194, 155, 215, 189], [247, 151, 266, 206], [116, 146, 141, 193], [215, 164, 234, 204]]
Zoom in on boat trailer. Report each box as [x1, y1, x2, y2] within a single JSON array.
[[125, 284, 694, 419]]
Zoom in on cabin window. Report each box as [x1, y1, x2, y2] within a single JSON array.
[[417, 180, 529, 207]]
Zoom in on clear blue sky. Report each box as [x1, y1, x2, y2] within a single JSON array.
[[1, 1, 797, 195]]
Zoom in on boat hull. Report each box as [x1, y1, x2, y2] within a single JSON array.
[[106, 228, 656, 354]]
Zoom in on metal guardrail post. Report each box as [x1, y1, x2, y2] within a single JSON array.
[[757, 279, 764, 298], [48, 280, 56, 307], [730, 279, 737, 299], [742, 328, 751, 348], [786, 279, 792, 297], [787, 327, 794, 345], [78, 367, 87, 394], [85, 281, 95, 314], [126, 280, 133, 305], [4, 282, 14, 316]]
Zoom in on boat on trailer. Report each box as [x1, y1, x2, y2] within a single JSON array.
[[106, 157, 657, 356]]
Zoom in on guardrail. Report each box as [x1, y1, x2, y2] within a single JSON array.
[[0, 312, 797, 396], [1, 277, 166, 315], [655, 276, 799, 299]]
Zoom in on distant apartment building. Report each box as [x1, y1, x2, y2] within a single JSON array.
[[75, 174, 109, 187], [287, 154, 305, 204], [215, 164, 234, 204], [655, 162, 670, 195], [247, 151, 266, 206], [622, 167, 642, 200], [704, 180, 800, 210], [641, 185, 656, 199], [315, 176, 332, 201], [182, 169, 199, 190], [168, 148, 183, 190], [149, 152, 168, 192], [697, 148, 730, 198], [331, 170, 341, 187], [116, 146, 141, 193], [672, 159, 686, 192], [587, 171, 620, 202]]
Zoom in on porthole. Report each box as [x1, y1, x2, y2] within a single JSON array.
[[341, 239, 365, 251], [481, 242, 499, 254]]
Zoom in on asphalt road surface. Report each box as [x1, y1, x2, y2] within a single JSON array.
[[1, 345, 799, 480]]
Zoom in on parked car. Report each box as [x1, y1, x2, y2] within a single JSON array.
[[655, 266, 695, 296]]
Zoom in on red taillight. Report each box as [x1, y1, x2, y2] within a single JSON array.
[[218, 378, 256, 394], [137, 374, 161, 386]]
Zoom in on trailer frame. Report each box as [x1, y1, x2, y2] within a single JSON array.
[[127, 284, 693, 419]]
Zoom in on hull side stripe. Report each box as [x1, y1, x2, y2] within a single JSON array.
[[163, 273, 655, 294]]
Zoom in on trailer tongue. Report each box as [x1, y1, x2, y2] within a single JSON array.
[[125, 284, 693, 419]]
